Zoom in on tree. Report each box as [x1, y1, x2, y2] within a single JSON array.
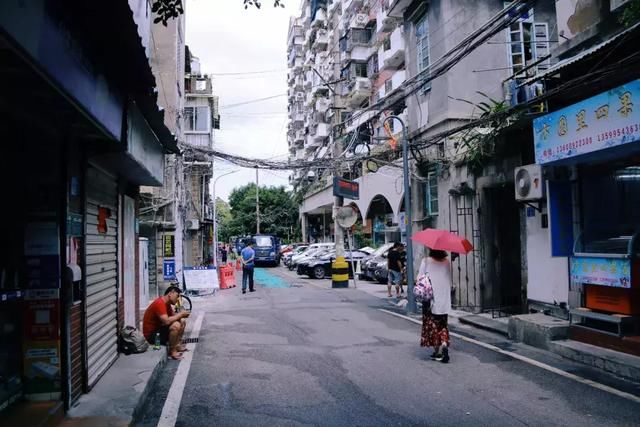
[[151, 0, 285, 26], [215, 197, 233, 244], [225, 184, 300, 242]]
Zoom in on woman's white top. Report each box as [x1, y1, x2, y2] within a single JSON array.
[[417, 257, 452, 315]]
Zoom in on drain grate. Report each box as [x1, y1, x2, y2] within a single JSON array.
[[182, 337, 199, 344]]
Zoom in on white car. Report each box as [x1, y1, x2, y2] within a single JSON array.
[[288, 243, 334, 270]]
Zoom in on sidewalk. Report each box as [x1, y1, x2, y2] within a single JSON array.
[[352, 277, 640, 384], [60, 347, 166, 426]]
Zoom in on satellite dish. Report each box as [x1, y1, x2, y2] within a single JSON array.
[[336, 205, 358, 228]]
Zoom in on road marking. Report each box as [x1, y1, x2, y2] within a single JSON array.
[[378, 309, 640, 404], [157, 311, 205, 427]]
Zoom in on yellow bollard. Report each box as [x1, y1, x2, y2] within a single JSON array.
[[331, 256, 349, 288]]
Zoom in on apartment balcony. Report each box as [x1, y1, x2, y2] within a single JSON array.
[[311, 123, 331, 141], [311, 82, 329, 98], [293, 57, 303, 73], [379, 69, 406, 99], [311, 8, 327, 29], [342, 28, 372, 53], [347, 77, 372, 107], [345, 109, 377, 134], [293, 76, 304, 90], [376, 7, 398, 33], [288, 45, 303, 67], [312, 29, 329, 52], [306, 91, 315, 108], [292, 112, 305, 125], [305, 134, 321, 150], [304, 50, 315, 68], [315, 97, 331, 113], [350, 45, 371, 62], [294, 130, 305, 145], [381, 27, 405, 70], [343, 0, 363, 15], [295, 148, 306, 161]]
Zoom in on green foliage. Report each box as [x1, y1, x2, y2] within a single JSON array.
[[151, 0, 285, 26], [224, 184, 300, 241], [453, 91, 511, 174], [215, 198, 233, 244], [620, 0, 640, 26]]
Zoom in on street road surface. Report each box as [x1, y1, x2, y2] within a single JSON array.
[[137, 267, 640, 426]]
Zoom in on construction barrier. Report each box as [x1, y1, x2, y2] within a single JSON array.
[[219, 265, 236, 289]]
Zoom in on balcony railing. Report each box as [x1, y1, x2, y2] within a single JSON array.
[[380, 27, 405, 70]]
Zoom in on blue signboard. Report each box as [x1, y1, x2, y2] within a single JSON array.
[[570, 257, 631, 288], [534, 79, 640, 164], [163, 260, 176, 280]]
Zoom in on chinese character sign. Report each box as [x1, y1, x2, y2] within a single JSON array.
[[534, 79, 640, 164], [570, 257, 631, 288]]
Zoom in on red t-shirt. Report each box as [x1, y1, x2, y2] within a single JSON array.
[[142, 297, 174, 339]]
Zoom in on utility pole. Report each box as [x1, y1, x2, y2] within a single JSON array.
[[383, 115, 416, 313], [255, 166, 260, 234]]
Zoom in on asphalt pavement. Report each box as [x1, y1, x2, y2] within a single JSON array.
[[136, 266, 640, 426]]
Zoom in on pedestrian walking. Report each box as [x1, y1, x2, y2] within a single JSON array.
[[221, 244, 228, 264], [387, 242, 404, 297], [417, 249, 452, 363], [241, 240, 256, 294]]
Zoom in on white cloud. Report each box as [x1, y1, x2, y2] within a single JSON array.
[[186, 0, 301, 201]]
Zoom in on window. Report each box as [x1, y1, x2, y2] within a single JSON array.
[[504, 4, 549, 76], [353, 62, 368, 78], [184, 106, 210, 132], [424, 166, 438, 216], [415, 13, 430, 90], [351, 28, 372, 45]]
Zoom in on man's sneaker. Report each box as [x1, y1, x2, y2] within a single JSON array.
[[242, 290, 246, 294], [249, 289, 256, 292]]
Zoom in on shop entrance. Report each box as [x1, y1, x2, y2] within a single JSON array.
[[482, 185, 524, 314]]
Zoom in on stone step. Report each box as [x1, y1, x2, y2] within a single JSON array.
[[549, 339, 640, 383], [459, 314, 510, 336]]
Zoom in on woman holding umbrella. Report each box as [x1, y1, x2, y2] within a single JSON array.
[[418, 249, 452, 363], [411, 228, 473, 364]]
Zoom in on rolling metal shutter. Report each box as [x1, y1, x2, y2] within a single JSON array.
[[85, 167, 119, 388]]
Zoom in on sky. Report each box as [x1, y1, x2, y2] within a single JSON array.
[[186, 0, 301, 201]]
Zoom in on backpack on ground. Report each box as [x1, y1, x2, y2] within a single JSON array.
[[413, 273, 434, 304], [119, 326, 149, 354]]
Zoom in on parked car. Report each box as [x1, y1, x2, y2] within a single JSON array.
[[283, 245, 308, 266], [288, 243, 333, 270], [359, 243, 394, 281], [357, 246, 375, 255], [300, 250, 370, 279], [295, 249, 334, 275]]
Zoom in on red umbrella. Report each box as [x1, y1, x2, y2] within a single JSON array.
[[411, 228, 474, 254]]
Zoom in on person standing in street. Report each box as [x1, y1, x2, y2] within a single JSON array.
[[417, 249, 452, 363], [221, 244, 228, 264], [387, 242, 403, 298], [241, 240, 256, 294]]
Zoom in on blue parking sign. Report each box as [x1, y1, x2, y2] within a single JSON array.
[[163, 260, 176, 280]]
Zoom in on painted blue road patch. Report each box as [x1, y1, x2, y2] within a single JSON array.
[[254, 268, 290, 288]]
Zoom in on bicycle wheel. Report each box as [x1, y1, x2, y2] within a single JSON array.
[[180, 294, 192, 312]]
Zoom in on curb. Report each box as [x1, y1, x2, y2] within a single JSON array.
[[131, 351, 167, 425]]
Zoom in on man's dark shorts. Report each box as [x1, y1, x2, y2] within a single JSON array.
[[145, 325, 170, 345]]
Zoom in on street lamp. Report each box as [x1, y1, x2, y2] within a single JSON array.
[[212, 170, 239, 266], [381, 115, 416, 313]]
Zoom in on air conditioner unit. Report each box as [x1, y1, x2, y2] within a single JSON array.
[[185, 219, 200, 230], [514, 164, 545, 201], [354, 13, 368, 26]]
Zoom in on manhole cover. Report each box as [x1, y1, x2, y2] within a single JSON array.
[[182, 337, 199, 344]]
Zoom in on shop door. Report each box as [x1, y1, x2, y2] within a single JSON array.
[[482, 186, 523, 313], [122, 195, 136, 327], [85, 166, 119, 388]]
